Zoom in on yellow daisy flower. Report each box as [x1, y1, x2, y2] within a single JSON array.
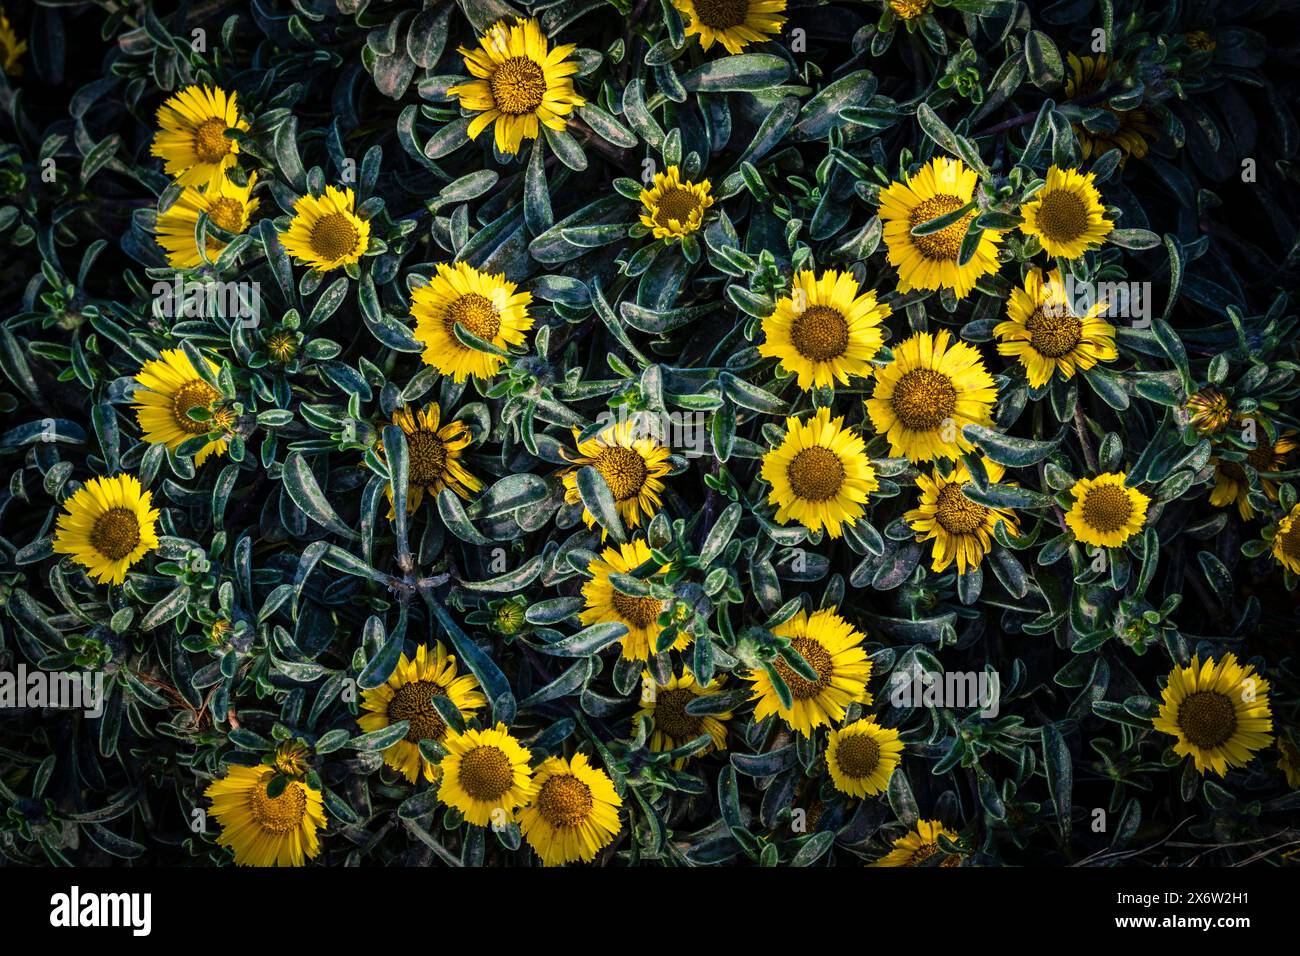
[[410, 261, 534, 382], [520, 752, 622, 866], [204, 763, 327, 867], [1279, 736, 1300, 789], [380, 403, 482, 516], [279, 185, 369, 272], [905, 458, 1020, 575], [1209, 429, 1296, 520], [745, 606, 873, 737], [889, 0, 931, 18], [358, 644, 487, 784], [865, 329, 997, 463], [994, 267, 1117, 388], [1153, 653, 1273, 777], [52, 474, 160, 586], [826, 719, 903, 798], [634, 670, 730, 766], [562, 418, 671, 534], [581, 538, 688, 661], [437, 723, 534, 826], [447, 17, 585, 156], [1065, 54, 1154, 163], [1064, 472, 1150, 548], [1185, 388, 1233, 437], [872, 819, 963, 867], [132, 349, 233, 466], [1018, 166, 1114, 259], [1270, 503, 1300, 574], [638, 165, 714, 241], [0, 7, 27, 77], [150, 84, 248, 189], [758, 268, 890, 390], [671, 0, 787, 55], [154, 173, 258, 269], [878, 157, 1004, 299], [761, 406, 878, 539]]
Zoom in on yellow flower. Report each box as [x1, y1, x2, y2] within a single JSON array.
[[745, 607, 873, 737], [1279, 736, 1300, 789], [872, 819, 963, 867], [1064, 472, 1150, 548], [634, 670, 730, 766], [1018, 166, 1114, 259], [1270, 503, 1300, 574], [865, 329, 997, 463], [562, 418, 671, 534], [154, 173, 258, 269], [1065, 54, 1153, 163], [1153, 653, 1272, 777], [1185, 30, 1217, 54], [638, 164, 714, 241], [994, 267, 1117, 388], [381, 403, 482, 515], [447, 17, 584, 156], [437, 723, 535, 825], [889, 0, 931, 19], [52, 474, 160, 586], [670, 0, 787, 55], [410, 261, 534, 382], [150, 84, 248, 189], [132, 349, 232, 466], [520, 752, 622, 866], [279, 185, 369, 272], [758, 269, 889, 390], [204, 764, 327, 867], [761, 406, 878, 539], [1185, 388, 1233, 436], [358, 644, 487, 784], [878, 157, 1004, 299], [581, 538, 687, 661], [0, 7, 27, 77], [905, 458, 1019, 575], [826, 719, 903, 798], [1210, 429, 1296, 520]]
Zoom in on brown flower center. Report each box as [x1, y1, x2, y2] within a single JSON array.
[[774, 636, 834, 700], [536, 774, 594, 828], [786, 446, 846, 502], [405, 430, 448, 487], [193, 119, 234, 163], [1080, 484, 1133, 533], [1026, 305, 1083, 358], [692, 0, 751, 28], [172, 379, 220, 435], [310, 211, 360, 261], [836, 733, 882, 778], [791, 305, 850, 362], [444, 293, 502, 343], [247, 779, 307, 833], [458, 745, 515, 801], [1034, 189, 1089, 245], [934, 482, 988, 534], [594, 445, 648, 501], [654, 187, 702, 227], [1279, 525, 1300, 560], [91, 508, 142, 561], [653, 688, 702, 741], [908, 194, 972, 261], [489, 56, 548, 115], [891, 368, 957, 430], [386, 679, 449, 742], [611, 590, 664, 629], [206, 197, 245, 234], [1177, 690, 1237, 749]]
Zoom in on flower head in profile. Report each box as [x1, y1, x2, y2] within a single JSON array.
[[759, 268, 889, 390], [447, 17, 584, 156], [872, 820, 963, 867], [761, 406, 878, 540], [358, 644, 487, 784], [1209, 427, 1296, 520], [1064, 472, 1149, 548], [865, 329, 997, 463], [150, 85, 249, 189], [520, 752, 622, 866], [0, 7, 28, 77], [53, 474, 160, 585], [437, 723, 534, 826], [581, 538, 687, 661], [1185, 388, 1233, 436], [279, 185, 369, 272], [905, 458, 1019, 575], [827, 719, 903, 798], [1065, 54, 1153, 163], [1270, 503, 1300, 574], [204, 764, 327, 867], [878, 157, 1004, 299], [638, 165, 714, 241], [562, 418, 671, 535], [671, 0, 787, 55], [381, 403, 482, 515], [995, 267, 1117, 388], [1153, 653, 1272, 777], [1018, 166, 1114, 259], [155, 173, 259, 269], [411, 262, 533, 382]]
